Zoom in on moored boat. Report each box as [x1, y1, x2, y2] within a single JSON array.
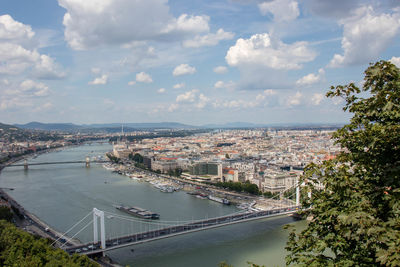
[[115, 205, 160, 219]]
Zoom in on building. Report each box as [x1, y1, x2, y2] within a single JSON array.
[[188, 162, 222, 178], [151, 157, 178, 173], [261, 171, 298, 193]]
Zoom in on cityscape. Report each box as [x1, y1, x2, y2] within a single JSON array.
[[0, 122, 338, 265], [0, 0, 399, 267]]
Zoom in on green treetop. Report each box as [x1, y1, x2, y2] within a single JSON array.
[[285, 61, 400, 266]]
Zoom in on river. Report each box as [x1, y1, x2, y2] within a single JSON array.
[[0, 143, 304, 267]]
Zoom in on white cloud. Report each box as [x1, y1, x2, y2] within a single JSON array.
[[128, 80, 136, 86], [214, 80, 236, 90], [296, 68, 325, 86], [34, 55, 66, 79], [0, 79, 52, 112], [258, 0, 300, 22], [196, 93, 210, 109], [287, 91, 303, 106], [0, 98, 32, 111], [256, 94, 266, 101], [213, 89, 278, 110], [176, 89, 198, 102], [0, 15, 65, 78], [89, 74, 108, 85], [173, 64, 196, 76], [20, 80, 50, 97], [173, 82, 185, 89], [390, 56, 400, 68], [58, 0, 210, 50], [219, 99, 258, 109], [168, 103, 179, 112], [172, 89, 211, 109], [264, 89, 277, 96], [0, 42, 38, 74], [162, 14, 210, 35], [329, 6, 400, 68], [33, 102, 53, 112], [311, 93, 324, 105], [213, 66, 228, 74], [226, 33, 316, 70], [0, 14, 34, 43], [136, 72, 153, 83], [183, 28, 234, 48], [158, 88, 166, 93]]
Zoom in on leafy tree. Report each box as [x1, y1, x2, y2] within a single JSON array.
[[106, 153, 120, 163], [131, 153, 143, 163], [285, 61, 400, 266], [0, 207, 13, 222], [0, 220, 97, 266], [214, 181, 261, 195]]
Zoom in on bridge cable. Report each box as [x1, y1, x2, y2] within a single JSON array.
[[61, 219, 94, 248], [51, 210, 93, 246]]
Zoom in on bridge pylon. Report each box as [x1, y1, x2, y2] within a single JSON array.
[[93, 208, 106, 252], [24, 159, 28, 170], [86, 157, 90, 168], [296, 177, 300, 206]]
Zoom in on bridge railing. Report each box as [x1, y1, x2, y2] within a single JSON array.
[[65, 205, 301, 254]]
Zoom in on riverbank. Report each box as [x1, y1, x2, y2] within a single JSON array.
[[0, 142, 118, 267], [103, 162, 289, 212]]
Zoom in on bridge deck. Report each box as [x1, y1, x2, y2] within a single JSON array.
[[6, 160, 108, 167], [66, 206, 300, 255]]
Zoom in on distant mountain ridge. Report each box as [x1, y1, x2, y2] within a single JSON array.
[[15, 122, 84, 131], [13, 121, 345, 132], [0, 122, 20, 130], [14, 122, 197, 131]]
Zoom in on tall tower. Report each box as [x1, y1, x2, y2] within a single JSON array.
[[93, 208, 106, 251]]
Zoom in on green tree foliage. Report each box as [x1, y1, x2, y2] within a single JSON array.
[[167, 168, 183, 177], [0, 207, 13, 222], [0, 220, 98, 266], [285, 61, 400, 266], [215, 181, 261, 195], [263, 191, 280, 199], [106, 153, 120, 163], [130, 153, 143, 163]]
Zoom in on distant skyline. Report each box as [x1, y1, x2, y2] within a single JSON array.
[[0, 0, 399, 125]]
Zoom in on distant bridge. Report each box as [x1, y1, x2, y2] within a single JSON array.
[[62, 206, 300, 256], [5, 159, 109, 169]]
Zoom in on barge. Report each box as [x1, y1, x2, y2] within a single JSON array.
[[115, 205, 160, 219]]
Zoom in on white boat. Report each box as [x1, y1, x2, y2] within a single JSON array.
[[102, 164, 115, 171], [208, 195, 230, 205]]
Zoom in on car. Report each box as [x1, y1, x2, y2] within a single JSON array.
[[75, 249, 82, 253]]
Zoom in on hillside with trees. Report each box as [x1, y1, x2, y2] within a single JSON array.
[[0, 219, 97, 266]]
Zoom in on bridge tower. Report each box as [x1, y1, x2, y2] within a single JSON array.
[[296, 177, 300, 206], [85, 157, 90, 168], [93, 208, 106, 250], [24, 159, 28, 170]]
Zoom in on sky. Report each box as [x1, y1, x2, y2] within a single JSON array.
[[0, 0, 400, 126]]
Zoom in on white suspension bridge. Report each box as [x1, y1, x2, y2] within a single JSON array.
[[51, 184, 302, 257]]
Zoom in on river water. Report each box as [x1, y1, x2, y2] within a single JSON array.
[[0, 143, 304, 267]]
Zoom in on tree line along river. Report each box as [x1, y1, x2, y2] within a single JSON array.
[[0, 143, 304, 267]]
